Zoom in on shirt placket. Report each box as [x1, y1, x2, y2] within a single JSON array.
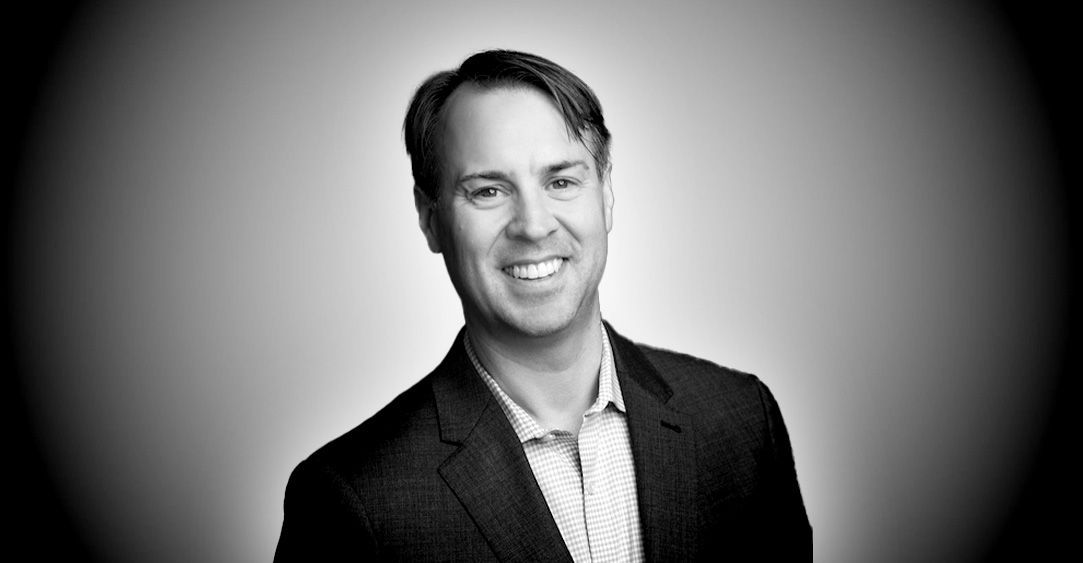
[[580, 411, 603, 561]]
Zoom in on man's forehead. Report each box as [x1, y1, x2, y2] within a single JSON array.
[[440, 85, 594, 176], [443, 84, 564, 136]]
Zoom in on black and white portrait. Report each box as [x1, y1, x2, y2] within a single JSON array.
[[7, 1, 1075, 561]]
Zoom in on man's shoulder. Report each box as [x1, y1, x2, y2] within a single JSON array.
[[618, 336, 774, 420], [298, 371, 450, 478], [624, 333, 765, 388], [637, 341, 758, 384]]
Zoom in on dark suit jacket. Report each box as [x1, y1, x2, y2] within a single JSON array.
[[274, 323, 811, 561]]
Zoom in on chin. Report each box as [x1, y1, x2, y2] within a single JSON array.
[[501, 315, 571, 338], [498, 301, 594, 339]]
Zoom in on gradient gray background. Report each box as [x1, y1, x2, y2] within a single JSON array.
[[10, 1, 1069, 561]]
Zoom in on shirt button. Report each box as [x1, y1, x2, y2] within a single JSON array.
[[540, 433, 556, 443]]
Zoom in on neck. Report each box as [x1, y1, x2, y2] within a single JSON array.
[[466, 312, 603, 435]]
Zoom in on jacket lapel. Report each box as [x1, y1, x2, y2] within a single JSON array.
[[607, 323, 699, 560], [431, 332, 573, 562]]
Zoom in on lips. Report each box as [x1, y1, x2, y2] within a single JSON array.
[[503, 257, 565, 280]]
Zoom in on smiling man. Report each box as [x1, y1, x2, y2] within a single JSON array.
[[274, 50, 811, 562]]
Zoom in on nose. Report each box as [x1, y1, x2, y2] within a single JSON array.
[[506, 189, 558, 242]]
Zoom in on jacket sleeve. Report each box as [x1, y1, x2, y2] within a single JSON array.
[[756, 379, 813, 561], [273, 457, 380, 562]]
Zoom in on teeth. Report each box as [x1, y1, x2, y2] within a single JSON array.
[[505, 258, 563, 280]]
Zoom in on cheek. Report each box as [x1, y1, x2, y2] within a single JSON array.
[[558, 200, 609, 238], [446, 214, 503, 263]]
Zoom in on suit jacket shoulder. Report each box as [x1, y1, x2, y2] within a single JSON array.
[[609, 329, 811, 561], [637, 341, 765, 407], [635, 342, 780, 460], [300, 371, 448, 480], [275, 365, 459, 561], [275, 331, 568, 562]]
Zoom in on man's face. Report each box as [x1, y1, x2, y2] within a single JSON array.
[[417, 85, 613, 340]]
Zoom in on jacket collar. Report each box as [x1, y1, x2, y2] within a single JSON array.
[[430, 329, 573, 561], [606, 321, 699, 561]]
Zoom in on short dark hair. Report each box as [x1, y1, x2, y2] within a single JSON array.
[[404, 50, 611, 201]]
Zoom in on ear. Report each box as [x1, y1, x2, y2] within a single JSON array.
[[602, 166, 614, 233], [413, 186, 442, 254]]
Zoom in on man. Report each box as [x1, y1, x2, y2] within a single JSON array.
[[275, 50, 811, 561]]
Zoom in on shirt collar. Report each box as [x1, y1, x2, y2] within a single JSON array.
[[590, 322, 626, 414], [463, 322, 625, 443]]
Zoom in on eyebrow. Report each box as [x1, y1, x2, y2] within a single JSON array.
[[544, 160, 590, 176], [456, 160, 590, 185]]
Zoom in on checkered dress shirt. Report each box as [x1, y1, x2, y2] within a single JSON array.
[[464, 324, 644, 562]]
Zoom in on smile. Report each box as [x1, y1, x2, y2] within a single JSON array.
[[503, 258, 565, 280]]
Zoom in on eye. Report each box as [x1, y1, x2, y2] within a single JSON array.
[[470, 186, 504, 200], [465, 185, 508, 207], [547, 178, 581, 200]]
